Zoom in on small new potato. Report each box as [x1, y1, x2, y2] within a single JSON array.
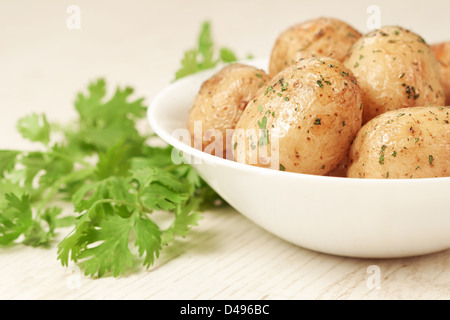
[[347, 106, 450, 179], [431, 42, 450, 105], [187, 63, 271, 159], [233, 57, 363, 175], [269, 17, 361, 76], [344, 26, 445, 124]]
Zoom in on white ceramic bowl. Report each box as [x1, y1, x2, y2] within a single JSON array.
[[148, 58, 450, 258]]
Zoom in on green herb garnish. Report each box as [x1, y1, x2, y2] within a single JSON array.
[[258, 116, 268, 130], [174, 22, 239, 80], [265, 86, 273, 95], [379, 145, 386, 164], [1, 22, 231, 278]]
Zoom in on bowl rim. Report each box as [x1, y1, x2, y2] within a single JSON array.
[[148, 60, 450, 186]]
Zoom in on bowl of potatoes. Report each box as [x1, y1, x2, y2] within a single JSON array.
[[149, 17, 450, 258]]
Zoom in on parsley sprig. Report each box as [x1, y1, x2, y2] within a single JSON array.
[[174, 22, 239, 80], [0, 22, 232, 277]]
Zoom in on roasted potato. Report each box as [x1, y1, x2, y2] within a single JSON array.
[[233, 57, 363, 175], [347, 106, 450, 179], [344, 26, 445, 124], [431, 42, 450, 105], [187, 63, 271, 159], [326, 155, 349, 177], [269, 17, 361, 76]]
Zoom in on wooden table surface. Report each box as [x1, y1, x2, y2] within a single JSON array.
[[1, 0, 449, 300]]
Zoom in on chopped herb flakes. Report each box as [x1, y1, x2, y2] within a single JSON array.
[[317, 80, 324, 88], [405, 85, 420, 99], [258, 130, 269, 146], [257, 116, 267, 130], [379, 145, 386, 164]]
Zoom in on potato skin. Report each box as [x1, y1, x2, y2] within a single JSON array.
[[344, 26, 445, 124], [269, 17, 361, 76], [233, 57, 363, 175], [431, 42, 450, 105], [347, 106, 450, 179], [326, 155, 349, 177], [187, 63, 271, 159]]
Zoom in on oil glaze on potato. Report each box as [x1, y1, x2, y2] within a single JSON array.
[[233, 57, 363, 175], [187, 63, 271, 159], [431, 42, 450, 105], [347, 106, 450, 179], [269, 17, 361, 76], [344, 26, 445, 124]]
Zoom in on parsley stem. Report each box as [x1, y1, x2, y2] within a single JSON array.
[[51, 150, 91, 167], [89, 198, 141, 211], [161, 163, 178, 171]]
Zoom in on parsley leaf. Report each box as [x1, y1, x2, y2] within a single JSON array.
[[133, 215, 162, 269], [0, 151, 19, 177], [77, 214, 135, 278], [0, 194, 32, 245], [17, 113, 51, 145], [69, 79, 146, 153], [174, 22, 240, 80], [161, 198, 203, 246], [219, 47, 238, 63]]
